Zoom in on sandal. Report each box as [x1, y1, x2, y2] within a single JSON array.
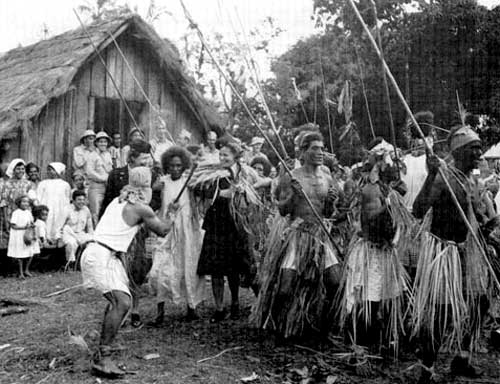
[[210, 309, 226, 323]]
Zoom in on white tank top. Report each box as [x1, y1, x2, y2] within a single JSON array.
[[94, 198, 140, 252]]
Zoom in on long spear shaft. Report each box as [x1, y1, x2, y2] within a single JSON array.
[[318, 54, 335, 151], [346, 0, 487, 259], [74, 10, 157, 160], [355, 46, 375, 139], [231, 7, 288, 158], [106, 31, 176, 144], [370, 0, 399, 165], [180, 0, 342, 255]]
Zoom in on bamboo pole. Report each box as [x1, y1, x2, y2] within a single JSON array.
[[180, 0, 342, 255], [370, 0, 399, 166], [318, 54, 335, 151], [346, 0, 487, 259], [354, 46, 376, 139]]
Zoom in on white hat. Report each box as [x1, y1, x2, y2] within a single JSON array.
[[95, 131, 111, 143], [250, 137, 264, 146], [80, 129, 96, 143]]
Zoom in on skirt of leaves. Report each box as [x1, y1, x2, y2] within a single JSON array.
[[411, 210, 500, 352], [337, 236, 411, 351], [250, 219, 338, 338]]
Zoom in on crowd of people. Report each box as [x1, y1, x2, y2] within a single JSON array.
[[2, 118, 500, 383]]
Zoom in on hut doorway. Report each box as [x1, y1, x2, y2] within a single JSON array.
[[93, 97, 145, 140]]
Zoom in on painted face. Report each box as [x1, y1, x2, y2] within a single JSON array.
[[112, 134, 121, 148], [96, 138, 109, 151], [168, 156, 184, 180], [130, 153, 151, 168], [47, 166, 58, 179], [302, 140, 324, 166], [73, 195, 87, 210], [13, 164, 25, 179], [27, 166, 39, 182], [252, 162, 265, 177], [219, 146, 236, 168], [83, 135, 95, 148], [73, 175, 85, 189], [19, 197, 30, 210]]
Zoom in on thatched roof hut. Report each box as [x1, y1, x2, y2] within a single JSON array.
[[0, 15, 222, 171]]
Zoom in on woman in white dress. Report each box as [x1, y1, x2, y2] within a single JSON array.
[[149, 146, 204, 323], [37, 163, 71, 244]]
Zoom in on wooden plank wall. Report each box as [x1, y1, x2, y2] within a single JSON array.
[[71, 34, 206, 147]]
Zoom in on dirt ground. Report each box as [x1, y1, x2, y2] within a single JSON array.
[[1, 271, 500, 384]]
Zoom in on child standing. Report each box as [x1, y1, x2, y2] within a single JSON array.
[[32, 205, 49, 257], [7, 195, 35, 278]]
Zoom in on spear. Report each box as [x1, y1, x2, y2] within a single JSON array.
[[346, 0, 489, 261], [318, 54, 335, 151], [369, 0, 400, 167], [355, 45, 376, 139], [180, 0, 342, 256]]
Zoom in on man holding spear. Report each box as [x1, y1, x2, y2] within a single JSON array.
[[412, 126, 495, 382], [251, 132, 342, 338]]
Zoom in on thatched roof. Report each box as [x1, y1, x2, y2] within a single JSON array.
[[0, 15, 222, 138]]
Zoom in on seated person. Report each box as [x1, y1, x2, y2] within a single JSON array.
[[62, 190, 94, 267]]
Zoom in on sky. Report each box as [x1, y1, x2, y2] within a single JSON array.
[[0, 0, 499, 64]]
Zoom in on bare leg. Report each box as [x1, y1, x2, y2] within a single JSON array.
[[18, 259, 25, 278], [93, 290, 131, 377], [130, 291, 142, 328], [25, 257, 33, 277], [211, 276, 225, 312], [154, 302, 165, 325], [228, 274, 240, 319]]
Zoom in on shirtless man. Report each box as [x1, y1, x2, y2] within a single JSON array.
[[253, 132, 341, 338], [81, 167, 178, 378], [413, 126, 492, 383]]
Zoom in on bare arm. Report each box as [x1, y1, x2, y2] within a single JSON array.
[[135, 204, 173, 237]]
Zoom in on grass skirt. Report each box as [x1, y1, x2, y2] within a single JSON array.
[[411, 226, 495, 351], [250, 218, 339, 338], [338, 235, 411, 348]]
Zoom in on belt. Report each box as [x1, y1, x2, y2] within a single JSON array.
[[88, 240, 118, 253]]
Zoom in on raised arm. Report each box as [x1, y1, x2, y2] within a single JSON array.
[[412, 154, 443, 219]]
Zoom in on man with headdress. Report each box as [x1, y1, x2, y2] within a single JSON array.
[[81, 166, 178, 378], [251, 132, 342, 338], [73, 130, 96, 175], [412, 125, 499, 383], [338, 139, 411, 352]]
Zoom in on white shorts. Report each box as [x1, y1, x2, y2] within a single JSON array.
[[80, 243, 130, 296]]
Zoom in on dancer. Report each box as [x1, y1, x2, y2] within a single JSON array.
[[149, 146, 205, 324], [252, 132, 341, 338], [412, 126, 498, 383], [81, 166, 178, 378], [338, 142, 411, 352]]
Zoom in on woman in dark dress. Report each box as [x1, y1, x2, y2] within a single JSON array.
[[196, 142, 257, 322]]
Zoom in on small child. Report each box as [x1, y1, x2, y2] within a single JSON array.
[[32, 205, 49, 257], [7, 195, 35, 278]]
